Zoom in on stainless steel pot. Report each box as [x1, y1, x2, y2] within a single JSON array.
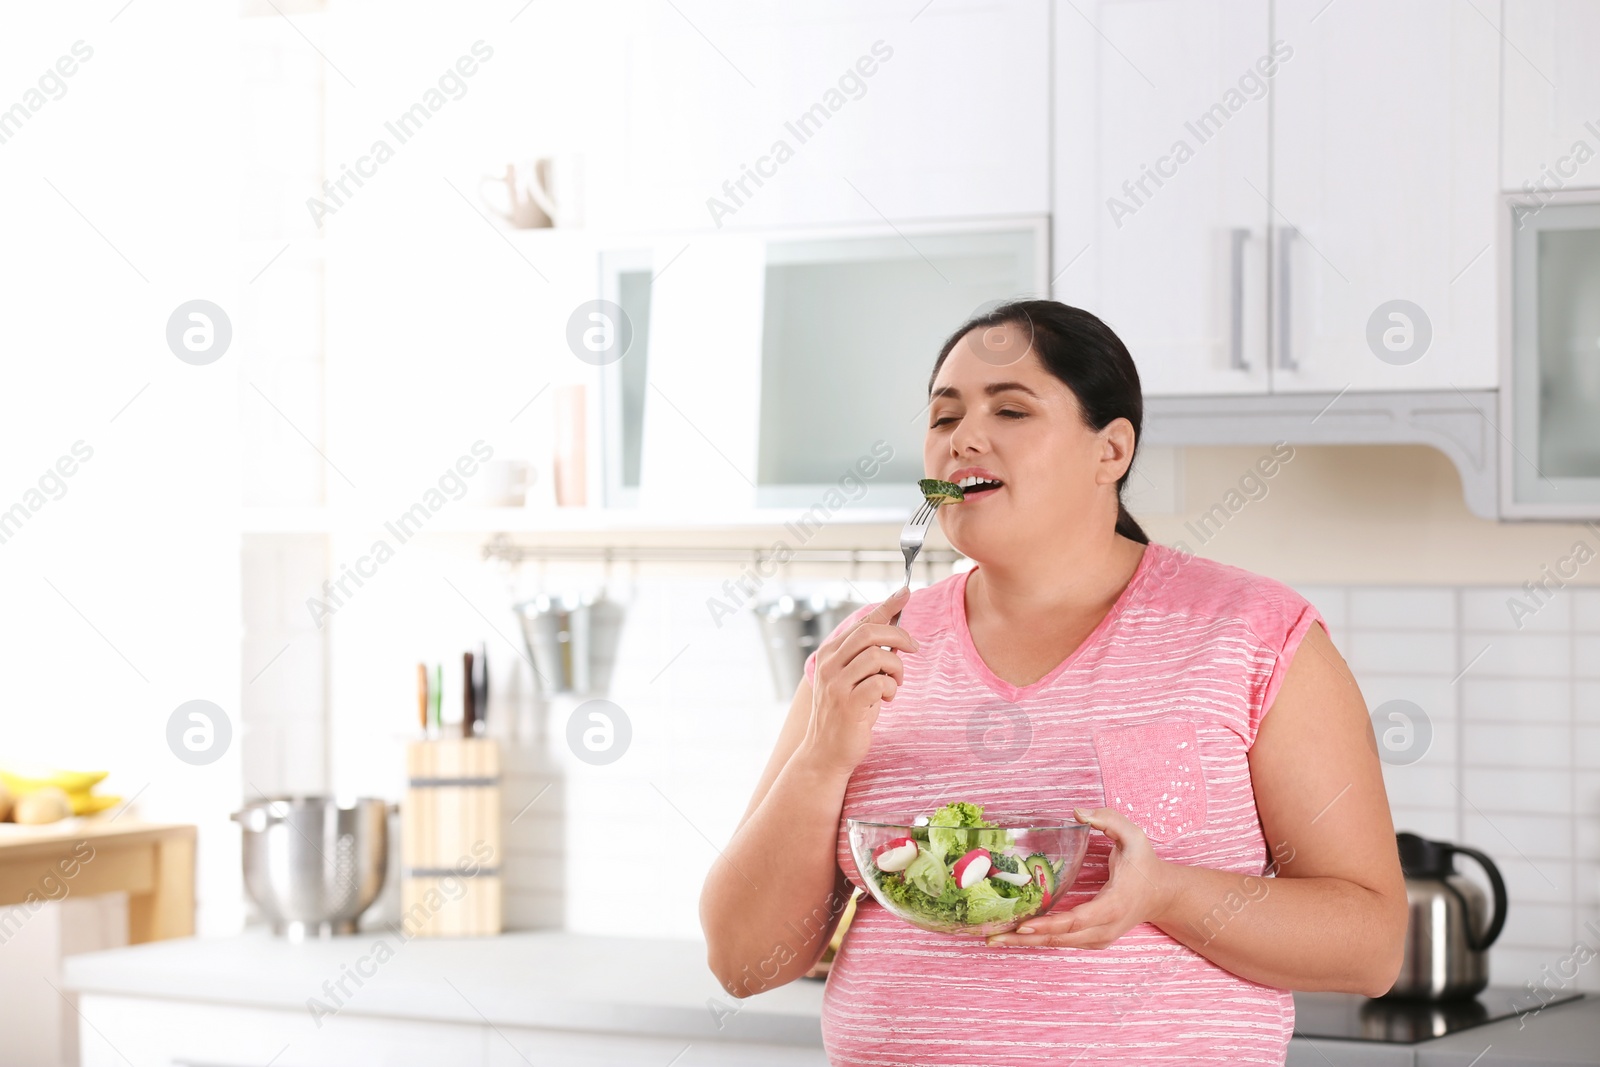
[[1380, 831, 1508, 1000], [232, 795, 393, 941]]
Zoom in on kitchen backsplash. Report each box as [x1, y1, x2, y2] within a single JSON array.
[[1296, 584, 1600, 995], [241, 543, 1600, 994], [564, 575, 1600, 995]]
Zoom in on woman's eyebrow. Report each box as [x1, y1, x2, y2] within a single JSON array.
[[930, 381, 1042, 401]]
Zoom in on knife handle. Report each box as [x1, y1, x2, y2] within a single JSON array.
[[474, 643, 489, 733], [463, 651, 476, 738], [417, 663, 429, 735]]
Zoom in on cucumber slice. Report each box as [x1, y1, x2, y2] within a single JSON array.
[[918, 478, 965, 504], [988, 851, 1022, 875], [1023, 853, 1057, 897]]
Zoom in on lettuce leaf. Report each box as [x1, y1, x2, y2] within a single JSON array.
[[959, 879, 1021, 925], [926, 801, 1012, 858], [875, 866, 967, 927], [904, 844, 948, 898], [866, 800, 1047, 932]]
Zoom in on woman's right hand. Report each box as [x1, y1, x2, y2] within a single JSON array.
[[800, 586, 919, 778]]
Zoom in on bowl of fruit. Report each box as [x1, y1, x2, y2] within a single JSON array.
[[847, 801, 1091, 937]]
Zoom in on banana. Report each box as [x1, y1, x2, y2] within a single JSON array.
[[69, 793, 122, 816], [0, 768, 110, 796]]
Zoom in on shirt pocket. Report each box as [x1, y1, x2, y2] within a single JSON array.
[[1092, 718, 1208, 844]]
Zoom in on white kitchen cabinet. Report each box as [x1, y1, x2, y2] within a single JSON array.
[[1270, 0, 1500, 393], [1056, 0, 1500, 397], [1502, 193, 1600, 518], [75, 995, 492, 1067], [616, 218, 1047, 514], [1501, 0, 1600, 194], [487, 1030, 829, 1066], [1054, 0, 1273, 397], [594, 1, 1050, 231], [73, 993, 831, 1067]]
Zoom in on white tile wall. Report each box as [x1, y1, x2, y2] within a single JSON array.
[[240, 534, 329, 799], [242, 565, 1600, 993], [1294, 583, 1600, 993], [471, 574, 822, 942], [483, 575, 1600, 992]]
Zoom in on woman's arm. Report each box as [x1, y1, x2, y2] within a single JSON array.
[[700, 588, 915, 998], [699, 675, 855, 998], [991, 620, 1410, 997], [1153, 619, 1408, 993]]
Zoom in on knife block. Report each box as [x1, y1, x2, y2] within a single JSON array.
[[401, 738, 502, 937]]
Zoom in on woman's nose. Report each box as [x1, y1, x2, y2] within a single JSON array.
[[949, 422, 986, 454]]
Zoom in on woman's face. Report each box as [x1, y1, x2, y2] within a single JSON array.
[[924, 323, 1132, 560]]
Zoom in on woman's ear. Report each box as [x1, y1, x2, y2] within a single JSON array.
[[1096, 418, 1137, 486]]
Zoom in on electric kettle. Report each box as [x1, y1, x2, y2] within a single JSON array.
[[1380, 831, 1507, 1000]]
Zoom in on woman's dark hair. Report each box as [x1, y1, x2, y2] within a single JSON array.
[[927, 299, 1149, 545]]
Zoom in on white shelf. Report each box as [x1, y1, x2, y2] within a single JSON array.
[[239, 505, 913, 535]]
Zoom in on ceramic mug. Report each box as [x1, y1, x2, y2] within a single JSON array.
[[479, 156, 583, 229], [465, 459, 535, 507]]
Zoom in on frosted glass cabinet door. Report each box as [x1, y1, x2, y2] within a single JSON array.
[[1054, 0, 1272, 397], [1505, 199, 1600, 518], [755, 221, 1047, 508], [1269, 0, 1500, 393]]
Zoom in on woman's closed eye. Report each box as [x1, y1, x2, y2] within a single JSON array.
[[931, 409, 1028, 427]]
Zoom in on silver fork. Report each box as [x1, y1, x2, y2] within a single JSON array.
[[891, 496, 944, 626]]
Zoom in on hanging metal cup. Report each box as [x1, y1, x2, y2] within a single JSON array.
[[515, 593, 572, 694], [754, 595, 816, 702], [752, 593, 870, 701], [811, 594, 867, 655], [568, 590, 628, 696]]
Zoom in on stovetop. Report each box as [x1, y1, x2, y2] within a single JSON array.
[[1292, 986, 1585, 1044]]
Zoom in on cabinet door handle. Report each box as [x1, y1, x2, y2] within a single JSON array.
[[1229, 227, 1250, 371], [1277, 226, 1299, 371]]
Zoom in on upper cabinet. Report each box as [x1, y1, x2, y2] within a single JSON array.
[[1270, 0, 1499, 393], [1497, 1, 1600, 518], [1055, 0, 1500, 396], [1501, 0, 1600, 193], [1054, 0, 1272, 396], [1503, 196, 1600, 518], [596, 218, 1049, 515], [589, 1, 1051, 232]]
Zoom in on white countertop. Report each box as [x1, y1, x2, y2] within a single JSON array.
[[63, 929, 1600, 1064], [62, 927, 824, 1047]]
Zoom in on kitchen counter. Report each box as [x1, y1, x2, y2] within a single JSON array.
[[63, 927, 823, 1046], [1289, 992, 1599, 1067], [63, 928, 829, 1066], [0, 818, 194, 943], [62, 930, 1600, 1066]]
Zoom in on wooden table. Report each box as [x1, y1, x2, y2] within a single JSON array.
[[0, 820, 195, 942]]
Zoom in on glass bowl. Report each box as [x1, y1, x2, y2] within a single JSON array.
[[847, 811, 1091, 937]]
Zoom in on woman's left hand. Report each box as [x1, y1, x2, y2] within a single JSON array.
[[987, 806, 1177, 950]]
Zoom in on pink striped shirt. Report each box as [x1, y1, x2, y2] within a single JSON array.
[[802, 541, 1324, 1066]]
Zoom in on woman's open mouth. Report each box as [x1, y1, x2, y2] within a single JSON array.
[[955, 476, 1004, 500]]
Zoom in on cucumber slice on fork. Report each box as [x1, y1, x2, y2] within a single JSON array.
[[917, 478, 965, 504]]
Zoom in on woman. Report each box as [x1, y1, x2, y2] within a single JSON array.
[[700, 299, 1408, 1065]]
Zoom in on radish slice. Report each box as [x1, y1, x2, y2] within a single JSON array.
[[872, 836, 919, 873], [952, 848, 992, 889], [992, 868, 1033, 886]]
